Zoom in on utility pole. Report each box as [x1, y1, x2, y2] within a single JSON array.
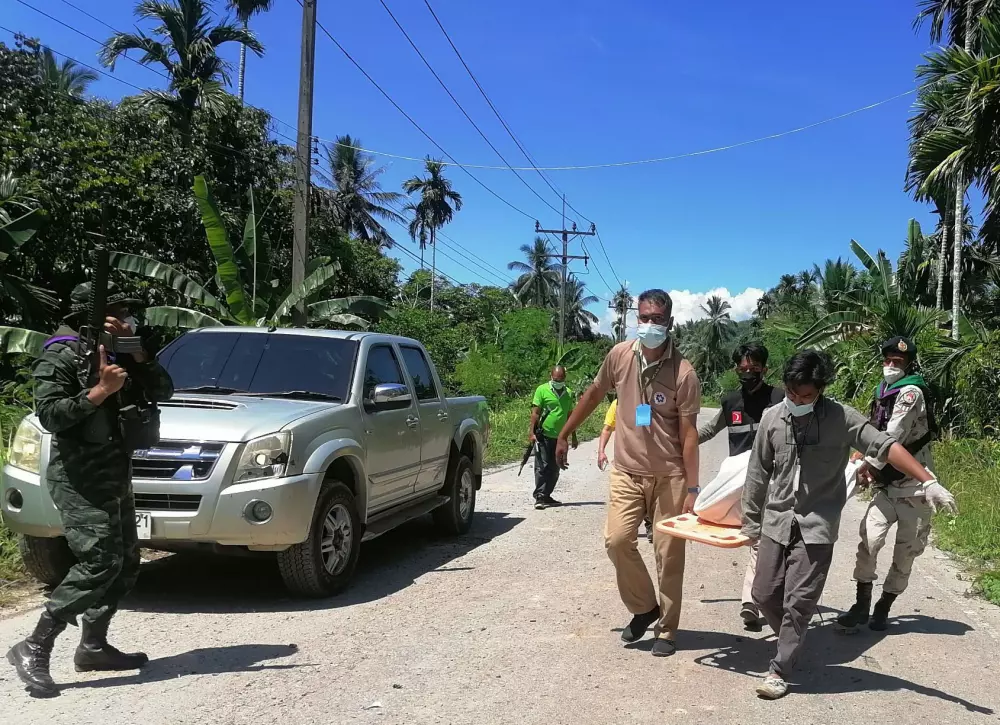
[[536, 196, 596, 349], [608, 299, 637, 343], [292, 0, 317, 326]]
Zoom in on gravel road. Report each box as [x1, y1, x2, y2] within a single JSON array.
[[1, 409, 998, 724]]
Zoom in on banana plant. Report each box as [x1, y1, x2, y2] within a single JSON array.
[[0, 172, 58, 325], [112, 175, 391, 330], [0, 326, 48, 356]]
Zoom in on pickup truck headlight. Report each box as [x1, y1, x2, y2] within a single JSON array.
[[234, 432, 291, 483], [7, 418, 42, 474]]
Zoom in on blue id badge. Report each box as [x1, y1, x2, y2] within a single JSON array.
[[635, 404, 652, 427]]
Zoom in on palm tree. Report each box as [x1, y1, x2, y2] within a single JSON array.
[[813, 257, 861, 315], [39, 47, 98, 98], [507, 236, 559, 308], [563, 276, 599, 339], [911, 3, 1000, 338], [320, 135, 404, 249], [225, 0, 273, 102], [100, 0, 263, 135], [405, 202, 430, 268], [402, 158, 463, 312], [611, 283, 633, 342], [700, 295, 734, 373]]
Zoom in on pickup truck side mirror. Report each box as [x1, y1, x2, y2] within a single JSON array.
[[368, 383, 412, 411]]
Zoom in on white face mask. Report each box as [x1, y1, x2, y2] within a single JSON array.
[[636, 322, 669, 349], [550, 381, 565, 391], [784, 396, 816, 417], [883, 366, 905, 384], [123, 316, 138, 333]]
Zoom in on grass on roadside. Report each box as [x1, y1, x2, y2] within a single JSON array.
[[932, 439, 1000, 605], [485, 398, 609, 467]]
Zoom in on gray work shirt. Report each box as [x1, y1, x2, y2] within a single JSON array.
[[741, 397, 894, 546]]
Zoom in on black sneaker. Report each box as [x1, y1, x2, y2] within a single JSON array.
[[534, 500, 547, 510], [543, 496, 562, 507], [651, 637, 677, 657], [740, 602, 761, 631], [621, 606, 660, 643]]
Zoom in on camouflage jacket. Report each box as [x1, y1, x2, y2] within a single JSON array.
[[33, 326, 174, 485]]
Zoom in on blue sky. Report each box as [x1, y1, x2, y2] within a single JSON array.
[[5, 0, 947, 330]]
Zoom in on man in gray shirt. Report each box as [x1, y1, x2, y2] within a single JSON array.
[[741, 350, 939, 700]]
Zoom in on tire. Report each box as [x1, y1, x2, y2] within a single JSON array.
[[432, 455, 476, 536], [276, 481, 362, 597], [18, 535, 75, 587]]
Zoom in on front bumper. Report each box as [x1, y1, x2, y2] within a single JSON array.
[[1, 462, 325, 550]]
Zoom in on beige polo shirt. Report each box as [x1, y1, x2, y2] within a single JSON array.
[[592, 340, 701, 476]]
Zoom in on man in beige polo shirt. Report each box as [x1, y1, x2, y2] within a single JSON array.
[[557, 289, 701, 657]]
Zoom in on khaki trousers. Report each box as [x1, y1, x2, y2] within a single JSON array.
[[742, 541, 759, 606], [604, 466, 687, 640], [853, 490, 932, 595]]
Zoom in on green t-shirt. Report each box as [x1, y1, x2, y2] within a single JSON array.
[[532, 382, 574, 439]]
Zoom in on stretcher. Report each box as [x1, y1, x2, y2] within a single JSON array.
[[655, 514, 752, 548]]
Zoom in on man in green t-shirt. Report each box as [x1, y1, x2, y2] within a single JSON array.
[[529, 366, 578, 509]]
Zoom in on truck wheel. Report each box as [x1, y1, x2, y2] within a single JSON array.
[[433, 455, 476, 536], [18, 535, 75, 587], [276, 481, 361, 597]]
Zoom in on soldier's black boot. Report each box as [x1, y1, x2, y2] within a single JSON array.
[[74, 616, 149, 672], [6, 610, 66, 698], [869, 592, 898, 631], [836, 582, 873, 633]]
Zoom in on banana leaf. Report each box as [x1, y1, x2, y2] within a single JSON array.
[[0, 326, 47, 356], [110, 252, 224, 313], [145, 306, 225, 329], [193, 175, 250, 324]]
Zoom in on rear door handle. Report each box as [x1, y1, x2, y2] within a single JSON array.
[[405, 415, 419, 428], [436, 410, 449, 420]]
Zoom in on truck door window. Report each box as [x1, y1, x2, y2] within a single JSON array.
[[400, 346, 438, 401], [364, 345, 406, 401]]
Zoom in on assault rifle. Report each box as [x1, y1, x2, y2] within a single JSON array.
[[80, 247, 142, 385]]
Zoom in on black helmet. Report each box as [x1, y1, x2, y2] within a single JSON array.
[[881, 336, 916, 360], [66, 282, 143, 319]]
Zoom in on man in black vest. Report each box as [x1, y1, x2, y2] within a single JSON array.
[[698, 343, 784, 630], [837, 336, 957, 633]]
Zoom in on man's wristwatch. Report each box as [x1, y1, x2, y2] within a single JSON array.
[[687, 487, 700, 494]]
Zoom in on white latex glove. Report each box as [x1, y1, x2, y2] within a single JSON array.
[[923, 480, 958, 515]]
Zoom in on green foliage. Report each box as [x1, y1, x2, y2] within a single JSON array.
[[376, 307, 470, 393], [931, 439, 1000, 604], [485, 398, 609, 467], [953, 332, 1000, 437]]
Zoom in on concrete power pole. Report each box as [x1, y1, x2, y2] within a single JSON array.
[[536, 197, 596, 349], [292, 0, 317, 326]]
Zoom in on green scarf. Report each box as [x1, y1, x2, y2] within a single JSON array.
[[882, 373, 928, 396]]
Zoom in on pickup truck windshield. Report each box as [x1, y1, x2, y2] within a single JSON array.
[[158, 332, 358, 402]]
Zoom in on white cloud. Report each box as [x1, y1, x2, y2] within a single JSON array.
[[597, 286, 765, 337]]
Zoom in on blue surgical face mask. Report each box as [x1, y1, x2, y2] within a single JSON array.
[[551, 381, 565, 391], [636, 322, 668, 349], [784, 396, 816, 417]]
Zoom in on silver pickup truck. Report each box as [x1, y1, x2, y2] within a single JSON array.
[[1, 328, 489, 597]]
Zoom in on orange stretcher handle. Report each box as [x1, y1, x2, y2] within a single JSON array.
[[654, 514, 752, 549]]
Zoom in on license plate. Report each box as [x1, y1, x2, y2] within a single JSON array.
[[135, 511, 152, 540]]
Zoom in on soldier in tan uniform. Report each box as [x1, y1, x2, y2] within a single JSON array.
[[837, 336, 958, 633]]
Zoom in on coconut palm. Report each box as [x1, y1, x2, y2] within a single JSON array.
[[700, 295, 734, 374], [610, 283, 633, 342], [507, 236, 559, 308], [563, 276, 600, 339], [403, 159, 462, 312], [39, 47, 98, 98], [100, 0, 263, 134], [320, 135, 405, 249], [405, 202, 430, 268], [225, 0, 273, 102]]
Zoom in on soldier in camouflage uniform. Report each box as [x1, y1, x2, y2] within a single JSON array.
[[6, 282, 173, 698]]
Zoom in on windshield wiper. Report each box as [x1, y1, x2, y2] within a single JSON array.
[[244, 390, 343, 402], [175, 385, 248, 395]]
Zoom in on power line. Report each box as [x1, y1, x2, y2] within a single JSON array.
[[375, 0, 571, 224], [53, 0, 121, 34], [299, 0, 537, 222], [593, 230, 621, 285]]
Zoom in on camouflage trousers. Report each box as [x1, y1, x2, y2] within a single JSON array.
[[45, 477, 140, 626]]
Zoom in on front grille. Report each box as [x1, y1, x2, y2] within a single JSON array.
[[134, 493, 202, 512], [131, 441, 225, 480]]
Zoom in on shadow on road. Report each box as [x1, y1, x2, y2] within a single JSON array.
[[60, 643, 300, 691], [122, 511, 523, 615], [692, 617, 993, 714]]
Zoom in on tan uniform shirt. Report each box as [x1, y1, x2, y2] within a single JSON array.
[[591, 340, 701, 477]]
